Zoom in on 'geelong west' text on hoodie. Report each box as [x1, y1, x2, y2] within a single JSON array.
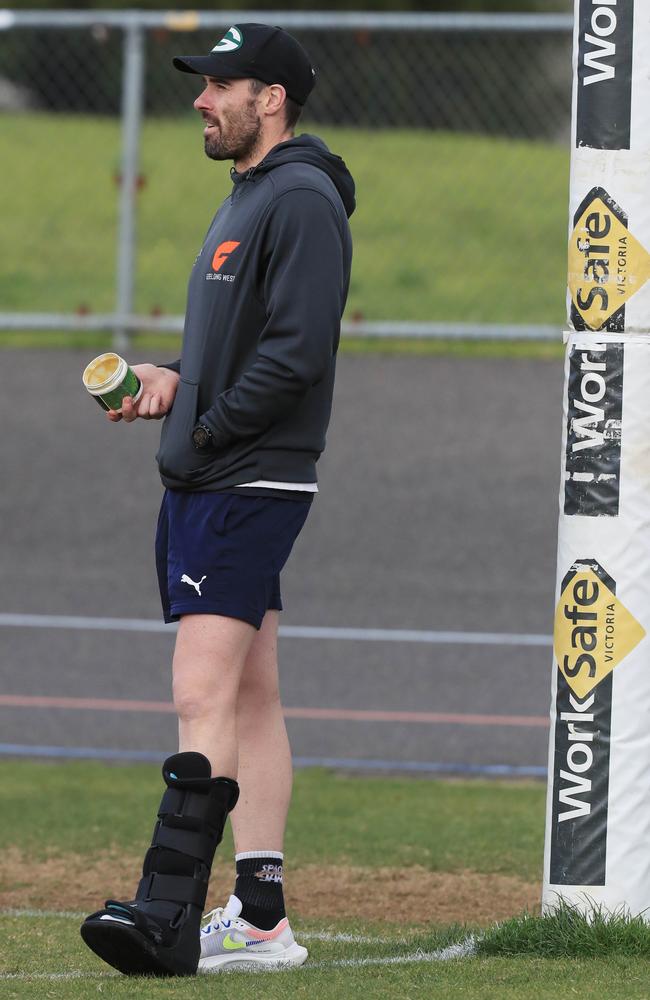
[[156, 133, 355, 492]]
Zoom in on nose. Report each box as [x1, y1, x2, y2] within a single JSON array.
[[194, 86, 211, 112]]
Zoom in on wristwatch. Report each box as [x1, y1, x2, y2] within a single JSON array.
[[191, 423, 214, 450]]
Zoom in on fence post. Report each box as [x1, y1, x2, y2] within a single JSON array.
[[114, 19, 145, 351]]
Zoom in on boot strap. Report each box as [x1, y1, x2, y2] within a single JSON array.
[[137, 872, 208, 908], [153, 824, 216, 866], [159, 787, 230, 831]]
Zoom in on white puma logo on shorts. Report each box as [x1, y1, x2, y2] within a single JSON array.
[[181, 573, 207, 597]]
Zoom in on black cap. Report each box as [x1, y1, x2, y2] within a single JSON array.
[[173, 23, 316, 106]]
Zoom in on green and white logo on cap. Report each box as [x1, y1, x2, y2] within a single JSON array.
[[211, 26, 243, 53]]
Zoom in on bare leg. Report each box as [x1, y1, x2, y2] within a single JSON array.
[[230, 611, 292, 853], [172, 613, 257, 778], [80, 613, 250, 976]]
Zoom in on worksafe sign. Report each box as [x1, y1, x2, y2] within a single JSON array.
[[568, 187, 650, 331], [576, 0, 634, 150], [563, 340, 623, 518], [554, 559, 645, 700]]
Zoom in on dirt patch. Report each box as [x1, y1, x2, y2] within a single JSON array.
[[0, 848, 540, 926], [287, 864, 540, 925]]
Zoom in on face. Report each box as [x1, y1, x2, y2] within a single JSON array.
[[194, 77, 264, 163]]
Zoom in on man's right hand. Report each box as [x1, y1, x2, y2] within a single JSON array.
[[107, 364, 180, 423]]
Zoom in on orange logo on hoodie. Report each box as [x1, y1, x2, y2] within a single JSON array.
[[212, 241, 241, 272]]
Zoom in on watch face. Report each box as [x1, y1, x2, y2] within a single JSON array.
[[193, 426, 210, 448]]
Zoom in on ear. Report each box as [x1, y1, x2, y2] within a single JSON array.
[[263, 83, 287, 118]]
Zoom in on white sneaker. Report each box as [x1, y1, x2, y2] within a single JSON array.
[[198, 895, 308, 972]]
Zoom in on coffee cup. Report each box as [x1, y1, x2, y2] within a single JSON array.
[[82, 353, 143, 412]]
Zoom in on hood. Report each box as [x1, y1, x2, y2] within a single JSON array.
[[232, 133, 356, 218]]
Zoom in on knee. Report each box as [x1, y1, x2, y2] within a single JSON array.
[[172, 673, 237, 724], [173, 687, 207, 725]]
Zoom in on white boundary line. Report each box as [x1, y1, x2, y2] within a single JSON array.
[[300, 931, 392, 945], [0, 612, 551, 648], [305, 938, 477, 969], [0, 971, 118, 981], [1, 908, 84, 919]]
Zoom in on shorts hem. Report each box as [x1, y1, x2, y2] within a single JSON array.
[[166, 602, 269, 630]]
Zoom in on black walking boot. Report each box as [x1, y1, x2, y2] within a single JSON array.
[[80, 752, 239, 976]]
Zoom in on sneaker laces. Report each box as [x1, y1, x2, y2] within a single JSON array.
[[201, 907, 226, 934], [201, 895, 242, 934]]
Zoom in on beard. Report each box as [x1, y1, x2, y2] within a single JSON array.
[[203, 97, 263, 163]]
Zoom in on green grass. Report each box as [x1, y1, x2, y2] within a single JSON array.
[[0, 329, 565, 359], [1, 113, 569, 328], [479, 902, 650, 958], [2, 762, 544, 879], [2, 932, 649, 1000], [2, 949, 650, 1000], [3, 763, 650, 997]]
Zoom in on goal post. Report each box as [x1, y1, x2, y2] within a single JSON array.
[[543, 0, 650, 916]]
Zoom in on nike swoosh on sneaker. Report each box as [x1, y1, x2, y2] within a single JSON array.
[[222, 934, 247, 951]]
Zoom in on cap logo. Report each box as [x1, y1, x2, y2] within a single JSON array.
[[212, 26, 243, 53]]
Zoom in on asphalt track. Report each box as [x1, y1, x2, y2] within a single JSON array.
[[0, 348, 564, 775]]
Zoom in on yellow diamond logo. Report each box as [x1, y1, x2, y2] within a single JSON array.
[[554, 559, 645, 700], [568, 186, 650, 330]]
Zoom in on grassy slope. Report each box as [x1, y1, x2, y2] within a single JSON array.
[[2, 114, 569, 324]]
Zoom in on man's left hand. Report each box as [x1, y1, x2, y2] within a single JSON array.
[[107, 363, 180, 423]]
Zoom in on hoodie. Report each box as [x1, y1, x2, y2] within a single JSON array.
[[156, 133, 355, 492]]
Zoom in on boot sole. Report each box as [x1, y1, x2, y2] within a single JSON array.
[[80, 919, 197, 977]]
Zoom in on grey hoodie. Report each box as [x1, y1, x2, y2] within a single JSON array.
[[156, 133, 355, 492]]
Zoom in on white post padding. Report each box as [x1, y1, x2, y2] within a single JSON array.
[[543, 1, 650, 916]]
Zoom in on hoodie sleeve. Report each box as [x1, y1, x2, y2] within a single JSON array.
[[198, 187, 346, 449]]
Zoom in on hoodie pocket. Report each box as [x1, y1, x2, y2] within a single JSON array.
[[156, 378, 208, 481]]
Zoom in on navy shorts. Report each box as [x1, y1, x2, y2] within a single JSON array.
[[155, 490, 312, 630]]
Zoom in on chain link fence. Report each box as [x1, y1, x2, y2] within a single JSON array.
[[0, 11, 573, 341]]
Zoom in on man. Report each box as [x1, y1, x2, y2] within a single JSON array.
[[80, 23, 354, 977]]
